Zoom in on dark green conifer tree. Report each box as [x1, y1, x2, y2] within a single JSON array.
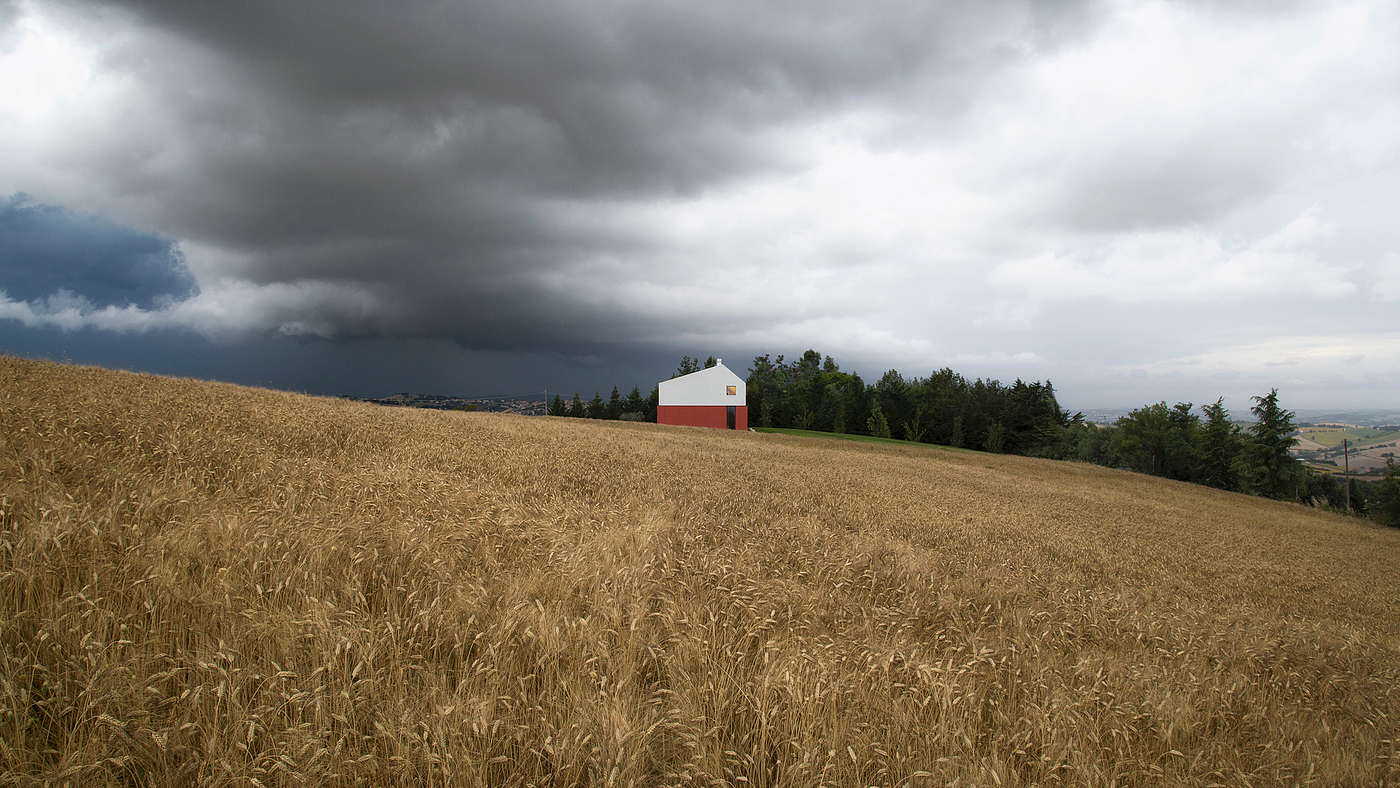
[[1197, 398, 1240, 490], [625, 386, 645, 415], [606, 386, 623, 420], [1236, 389, 1302, 500], [675, 356, 700, 377]]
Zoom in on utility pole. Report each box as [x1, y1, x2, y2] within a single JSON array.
[[1343, 438, 1351, 513]]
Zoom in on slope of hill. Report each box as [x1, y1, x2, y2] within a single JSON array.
[[3, 356, 1399, 786]]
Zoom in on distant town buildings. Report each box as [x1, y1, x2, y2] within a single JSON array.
[[343, 392, 546, 416]]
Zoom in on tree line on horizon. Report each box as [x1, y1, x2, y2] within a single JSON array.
[[547, 355, 722, 422], [552, 349, 1400, 526], [548, 385, 658, 422]]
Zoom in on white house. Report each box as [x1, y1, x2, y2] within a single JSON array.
[[657, 360, 747, 430]]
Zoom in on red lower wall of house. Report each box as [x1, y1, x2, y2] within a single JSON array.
[[657, 405, 748, 431]]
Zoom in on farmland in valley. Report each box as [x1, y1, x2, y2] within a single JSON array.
[[1295, 425, 1400, 450], [3, 356, 1399, 786], [1294, 425, 1400, 476]]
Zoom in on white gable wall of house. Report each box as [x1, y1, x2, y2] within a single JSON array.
[[657, 361, 746, 407]]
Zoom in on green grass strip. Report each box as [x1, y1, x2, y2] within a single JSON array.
[[753, 427, 980, 452]]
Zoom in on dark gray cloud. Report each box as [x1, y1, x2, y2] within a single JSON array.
[[110, 0, 1093, 187], [0, 193, 196, 308], [39, 0, 1097, 353]]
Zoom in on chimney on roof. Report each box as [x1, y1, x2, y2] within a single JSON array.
[[716, 358, 722, 365]]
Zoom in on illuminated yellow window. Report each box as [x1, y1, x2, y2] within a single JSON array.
[[726, 386, 736, 396]]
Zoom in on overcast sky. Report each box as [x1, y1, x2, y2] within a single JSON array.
[[1, 0, 1397, 411]]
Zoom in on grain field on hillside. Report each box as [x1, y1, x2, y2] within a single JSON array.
[[3, 356, 1399, 786]]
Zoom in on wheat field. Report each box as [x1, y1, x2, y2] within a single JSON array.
[[2, 355, 1399, 787]]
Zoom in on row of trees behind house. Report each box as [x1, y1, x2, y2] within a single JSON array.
[[546, 355, 716, 422], [548, 385, 658, 422], [744, 350, 1075, 455]]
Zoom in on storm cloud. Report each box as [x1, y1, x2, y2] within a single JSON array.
[[0, 0, 1396, 407], [0, 193, 195, 308]]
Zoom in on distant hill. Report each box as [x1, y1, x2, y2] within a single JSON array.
[[4, 355, 1399, 785], [1293, 408, 1400, 428]]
